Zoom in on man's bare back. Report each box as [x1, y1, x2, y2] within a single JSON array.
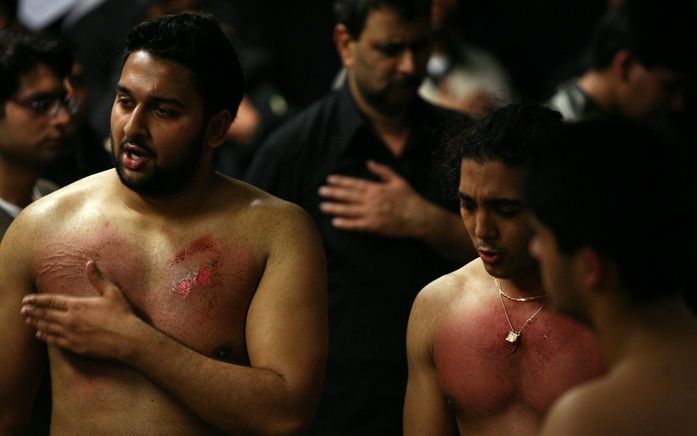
[[1, 170, 323, 435], [406, 259, 605, 436], [542, 323, 697, 436]]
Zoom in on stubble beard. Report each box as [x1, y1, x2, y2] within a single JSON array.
[[354, 73, 421, 118], [111, 132, 206, 198]]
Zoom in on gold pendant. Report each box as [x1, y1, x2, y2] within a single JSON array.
[[506, 331, 520, 343]]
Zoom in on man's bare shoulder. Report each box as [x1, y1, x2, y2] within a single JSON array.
[[540, 379, 615, 436], [411, 258, 490, 325], [543, 361, 697, 436], [8, 171, 114, 234], [221, 177, 315, 233], [28, 169, 112, 207]]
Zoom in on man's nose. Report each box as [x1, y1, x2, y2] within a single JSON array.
[[50, 102, 71, 128], [474, 211, 497, 240], [397, 49, 417, 76], [122, 106, 148, 138]]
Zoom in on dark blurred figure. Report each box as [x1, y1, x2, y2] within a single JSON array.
[[42, 51, 113, 186], [547, 0, 697, 123], [62, 0, 153, 142], [447, 0, 606, 100], [197, 1, 293, 178], [0, 0, 18, 30], [419, 0, 514, 116]]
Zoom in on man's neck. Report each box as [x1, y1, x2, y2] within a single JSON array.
[[0, 158, 41, 207], [347, 75, 411, 156], [498, 270, 546, 299], [592, 293, 697, 368], [116, 167, 219, 219], [577, 70, 618, 113]]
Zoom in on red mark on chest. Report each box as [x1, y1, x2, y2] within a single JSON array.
[[174, 278, 194, 297], [195, 265, 213, 286], [168, 237, 217, 266], [168, 237, 220, 299]]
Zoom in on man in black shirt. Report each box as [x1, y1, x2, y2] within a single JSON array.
[[245, 1, 474, 434]]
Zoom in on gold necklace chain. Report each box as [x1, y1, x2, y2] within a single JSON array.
[[495, 278, 549, 352], [494, 278, 547, 301]]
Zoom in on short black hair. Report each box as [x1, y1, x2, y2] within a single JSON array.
[[585, 0, 697, 73], [525, 118, 697, 301], [123, 12, 244, 119], [439, 103, 562, 195], [334, 0, 431, 37], [0, 30, 72, 111]]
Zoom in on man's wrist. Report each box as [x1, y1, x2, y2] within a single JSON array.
[[118, 315, 154, 365]]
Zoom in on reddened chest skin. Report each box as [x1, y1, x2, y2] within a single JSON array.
[[35, 221, 260, 361], [433, 293, 605, 418]]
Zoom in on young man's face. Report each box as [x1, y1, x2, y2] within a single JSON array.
[[0, 63, 70, 169], [110, 50, 209, 197], [343, 7, 431, 115], [458, 159, 536, 279]]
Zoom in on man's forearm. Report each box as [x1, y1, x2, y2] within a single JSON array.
[[124, 321, 315, 435]]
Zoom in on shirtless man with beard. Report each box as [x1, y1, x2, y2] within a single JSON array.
[[404, 103, 606, 435], [0, 13, 327, 436]]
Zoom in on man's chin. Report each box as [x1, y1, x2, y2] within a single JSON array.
[[375, 94, 417, 116], [116, 165, 153, 194], [480, 261, 509, 279]]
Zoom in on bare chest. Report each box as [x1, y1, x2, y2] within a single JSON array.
[[433, 302, 606, 418], [34, 219, 263, 361]]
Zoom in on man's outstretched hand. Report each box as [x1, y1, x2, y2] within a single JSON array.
[[20, 260, 141, 361]]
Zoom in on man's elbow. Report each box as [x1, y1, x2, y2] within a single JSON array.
[[265, 393, 322, 436], [265, 412, 314, 436], [229, 407, 314, 436]]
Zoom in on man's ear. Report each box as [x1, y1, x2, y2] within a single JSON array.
[[334, 24, 356, 68], [610, 49, 637, 83], [574, 247, 605, 291], [204, 109, 233, 150]]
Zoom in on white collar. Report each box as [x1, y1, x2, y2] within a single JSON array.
[[0, 196, 22, 218], [0, 184, 46, 218]]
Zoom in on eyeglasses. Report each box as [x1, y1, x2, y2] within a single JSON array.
[[10, 92, 74, 117]]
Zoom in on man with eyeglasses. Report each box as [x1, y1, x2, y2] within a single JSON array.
[[0, 31, 72, 238], [0, 30, 73, 436]]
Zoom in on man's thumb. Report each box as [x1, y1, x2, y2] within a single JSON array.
[[85, 259, 110, 296]]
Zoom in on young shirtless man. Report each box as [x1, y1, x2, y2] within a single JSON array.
[[0, 13, 327, 435], [404, 103, 606, 435], [526, 118, 697, 436]]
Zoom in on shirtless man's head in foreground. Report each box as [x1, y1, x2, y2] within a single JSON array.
[[526, 118, 697, 436], [404, 103, 606, 436], [0, 12, 327, 435]]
